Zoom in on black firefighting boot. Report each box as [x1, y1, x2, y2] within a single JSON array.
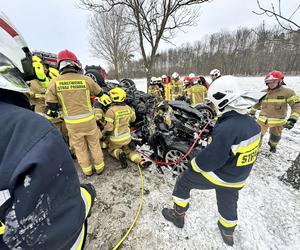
[[162, 203, 189, 228], [268, 142, 277, 153], [119, 151, 128, 169], [217, 221, 236, 246]]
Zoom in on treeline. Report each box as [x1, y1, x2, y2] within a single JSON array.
[[112, 24, 300, 78]]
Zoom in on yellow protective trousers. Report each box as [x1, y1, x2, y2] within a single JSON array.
[[108, 138, 142, 165], [66, 118, 104, 175], [258, 120, 284, 148]]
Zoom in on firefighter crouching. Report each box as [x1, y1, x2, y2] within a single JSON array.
[[102, 87, 151, 169], [162, 76, 265, 246], [250, 70, 300, 153], [0, 13, 96, 249], [45, 49, 105, 176], [94, 93, 112, 149]]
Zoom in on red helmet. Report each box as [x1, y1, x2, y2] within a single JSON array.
[[183, 76, 191, 82], [265, 70, 284, 83], [57, 49, 80, 65]]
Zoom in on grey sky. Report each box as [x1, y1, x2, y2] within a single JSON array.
[[2, 0, 300, 69]]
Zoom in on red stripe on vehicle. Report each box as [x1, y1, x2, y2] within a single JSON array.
[[44, 57, 57, 62], [0, 18, 18, 37]]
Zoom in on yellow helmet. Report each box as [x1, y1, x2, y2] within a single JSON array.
[[32, 55, 42, 63], [98, 94, 112, 107], [48, 67, 60, 79], [109, 87, 126, 103]]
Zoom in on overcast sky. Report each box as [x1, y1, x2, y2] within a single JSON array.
[[2, 0, 300, 69]]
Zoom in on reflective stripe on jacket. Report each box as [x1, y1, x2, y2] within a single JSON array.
[[103, 103, 136, 142], [191, 111, 261, 188], [251, 86, 300, 123], [46, 72, 102, 124]]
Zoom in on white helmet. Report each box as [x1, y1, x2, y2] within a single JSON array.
[[161, 74, 167, 79], [150, 76, 156, 84], [172, 72, 179, 79], [207, 75, 265, 110], [0, 12, 34, 93], [189, 73, 195, 78], [210, 69, 221, 78]]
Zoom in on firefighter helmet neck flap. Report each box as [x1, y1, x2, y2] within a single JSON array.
[[207, 75, 265, 113]]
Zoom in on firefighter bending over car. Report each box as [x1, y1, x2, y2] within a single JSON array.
[[250, 70, 300, 153], [45, 49, 105, 176], [102, 87, 151, 168], [162, 75, 265, 246]]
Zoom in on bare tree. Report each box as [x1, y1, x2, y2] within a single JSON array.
[[254, 0, 300, 32], [81, 0, 211, 85], [88, 6, 135, 80]]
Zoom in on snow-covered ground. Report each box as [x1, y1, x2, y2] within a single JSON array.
[[80, 76, 300, 250]]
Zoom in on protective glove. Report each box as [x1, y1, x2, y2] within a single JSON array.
[[284, 118, 296, 130], [46, 108, 59, 118]]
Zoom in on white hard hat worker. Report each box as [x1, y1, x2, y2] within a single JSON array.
[[162, 75, 264, 246], [172, 72, 179, 80], [207, 75, 265, 113], [0, 12, 95, 249]]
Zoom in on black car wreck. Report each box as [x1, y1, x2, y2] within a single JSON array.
[[101, 78, 215, 175]]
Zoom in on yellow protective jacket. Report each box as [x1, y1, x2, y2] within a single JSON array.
[[184, 84, 207, 105], [28, 79, 48, 114], [251, 86, 300, 125], [45, 70, 102, 125], [103, 103, 136, 143], [164, 83, 171, 101], [148, 85, 163, 98], [171, 79, 184, 100]]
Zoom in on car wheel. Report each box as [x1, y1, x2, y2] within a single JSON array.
[[164, 148, 189, 175]]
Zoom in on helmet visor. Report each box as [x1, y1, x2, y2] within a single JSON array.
[[0, 53, 29, 92]]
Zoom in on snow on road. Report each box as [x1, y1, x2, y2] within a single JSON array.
[[80, 76, 300, 250]]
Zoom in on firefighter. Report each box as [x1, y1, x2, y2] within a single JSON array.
[[210, 68, 221, 82], [0, 13, 95, 249], [148, 77, 163, 99], [162, 76, 265, 246], [170, 72, 184, 100], [103, 87, 150, 168], [187, 76, 207, 106], [28, 55, 50, 114], [45, 49, 105, 175], [94, 93, 112, 149], [183, 75, 192, 102], [250, 70, 300, 153], [162, 74, 171, 101]]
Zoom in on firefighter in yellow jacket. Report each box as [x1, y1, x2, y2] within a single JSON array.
[[94, 94, 112, 149], [45, 49, 105, 175], [103, 87, 150, 168], [250, 70, 300, 153], [170, 72, 184, 100], [184, 77, 207, 106], [148, 77, 163, 98], [28, 55, 50, 113]]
